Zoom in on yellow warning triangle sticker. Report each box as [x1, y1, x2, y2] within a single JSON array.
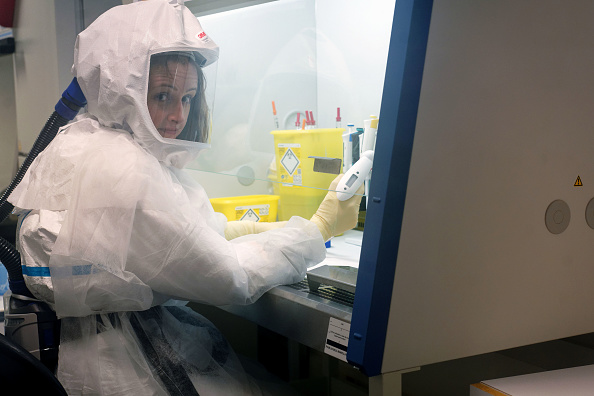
[[575, 176, 583, 187]]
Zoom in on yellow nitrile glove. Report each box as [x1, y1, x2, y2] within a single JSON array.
[[310, 174, 364, 241]]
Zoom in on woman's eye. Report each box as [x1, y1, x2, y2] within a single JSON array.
[[182, 95, 194, 105], [157, 93, 169, 102]]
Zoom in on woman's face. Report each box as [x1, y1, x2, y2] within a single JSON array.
[[147, 60, 198, 139]]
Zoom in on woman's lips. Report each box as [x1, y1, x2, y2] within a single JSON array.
[[160, 128, 179, 139]]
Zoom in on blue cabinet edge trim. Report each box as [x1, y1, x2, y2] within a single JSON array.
[[347, 0, 434, 377]]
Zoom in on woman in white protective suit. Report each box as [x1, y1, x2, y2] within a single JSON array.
[[8, 1, 362, 395]]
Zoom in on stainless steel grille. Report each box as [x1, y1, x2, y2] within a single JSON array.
[[288, 280, 355, 308]]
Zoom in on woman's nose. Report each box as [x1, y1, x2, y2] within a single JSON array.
[[168, 101, 186, 124]]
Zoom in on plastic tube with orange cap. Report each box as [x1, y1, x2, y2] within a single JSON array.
[[271, 101, 279, 129]]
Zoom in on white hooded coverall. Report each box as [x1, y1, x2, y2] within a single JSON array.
[[8, 1, 326, 394]]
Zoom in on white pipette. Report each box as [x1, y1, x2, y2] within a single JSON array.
[[336, 150, 374, 201]]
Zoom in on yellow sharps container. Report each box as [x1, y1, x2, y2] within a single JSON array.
[[210, 195, 280, 222], [270, 128, 344, 221]]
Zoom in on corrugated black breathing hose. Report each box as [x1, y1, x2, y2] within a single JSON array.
[[0, 78, 86, 296]]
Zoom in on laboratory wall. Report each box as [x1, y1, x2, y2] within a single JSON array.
[[9, 0, 117, 161], [0, 54, 17, 190], [12, 0, 61, 157]]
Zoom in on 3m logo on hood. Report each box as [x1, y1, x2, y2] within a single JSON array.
[[196, 32, 210, 43]]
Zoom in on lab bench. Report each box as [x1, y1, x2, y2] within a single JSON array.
[[218, 230, 360, 355], [189, 230, 372, 395], [219, 280, 354, 355]]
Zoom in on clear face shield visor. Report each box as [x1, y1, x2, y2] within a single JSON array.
[[147, 51, 217, 145]]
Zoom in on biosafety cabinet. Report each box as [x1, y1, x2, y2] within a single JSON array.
[[356, 0, 594, 379], [187, 0, 594, 394]]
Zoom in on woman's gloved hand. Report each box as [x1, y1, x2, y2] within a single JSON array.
[[224, 220, 288, 240], [310, 174, 365, 241]]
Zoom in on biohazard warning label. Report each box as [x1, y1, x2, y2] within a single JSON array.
[[277, 143, 302, 186], [240, 208, 260, 222], [575, 176, 583, 187], [324, 318, 350, 362], [281, 148, 300, 175], [235, 205, 271, 222]]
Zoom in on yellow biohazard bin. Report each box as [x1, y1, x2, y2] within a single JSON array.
[[210, 195, 280, 222], [270, 128, 344, 221]]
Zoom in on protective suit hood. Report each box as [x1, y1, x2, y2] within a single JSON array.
[[73, 0, 219, 168]]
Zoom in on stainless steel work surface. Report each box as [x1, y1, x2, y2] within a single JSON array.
[[219, 281, 354, 352], [217, 230, 362, 352]]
